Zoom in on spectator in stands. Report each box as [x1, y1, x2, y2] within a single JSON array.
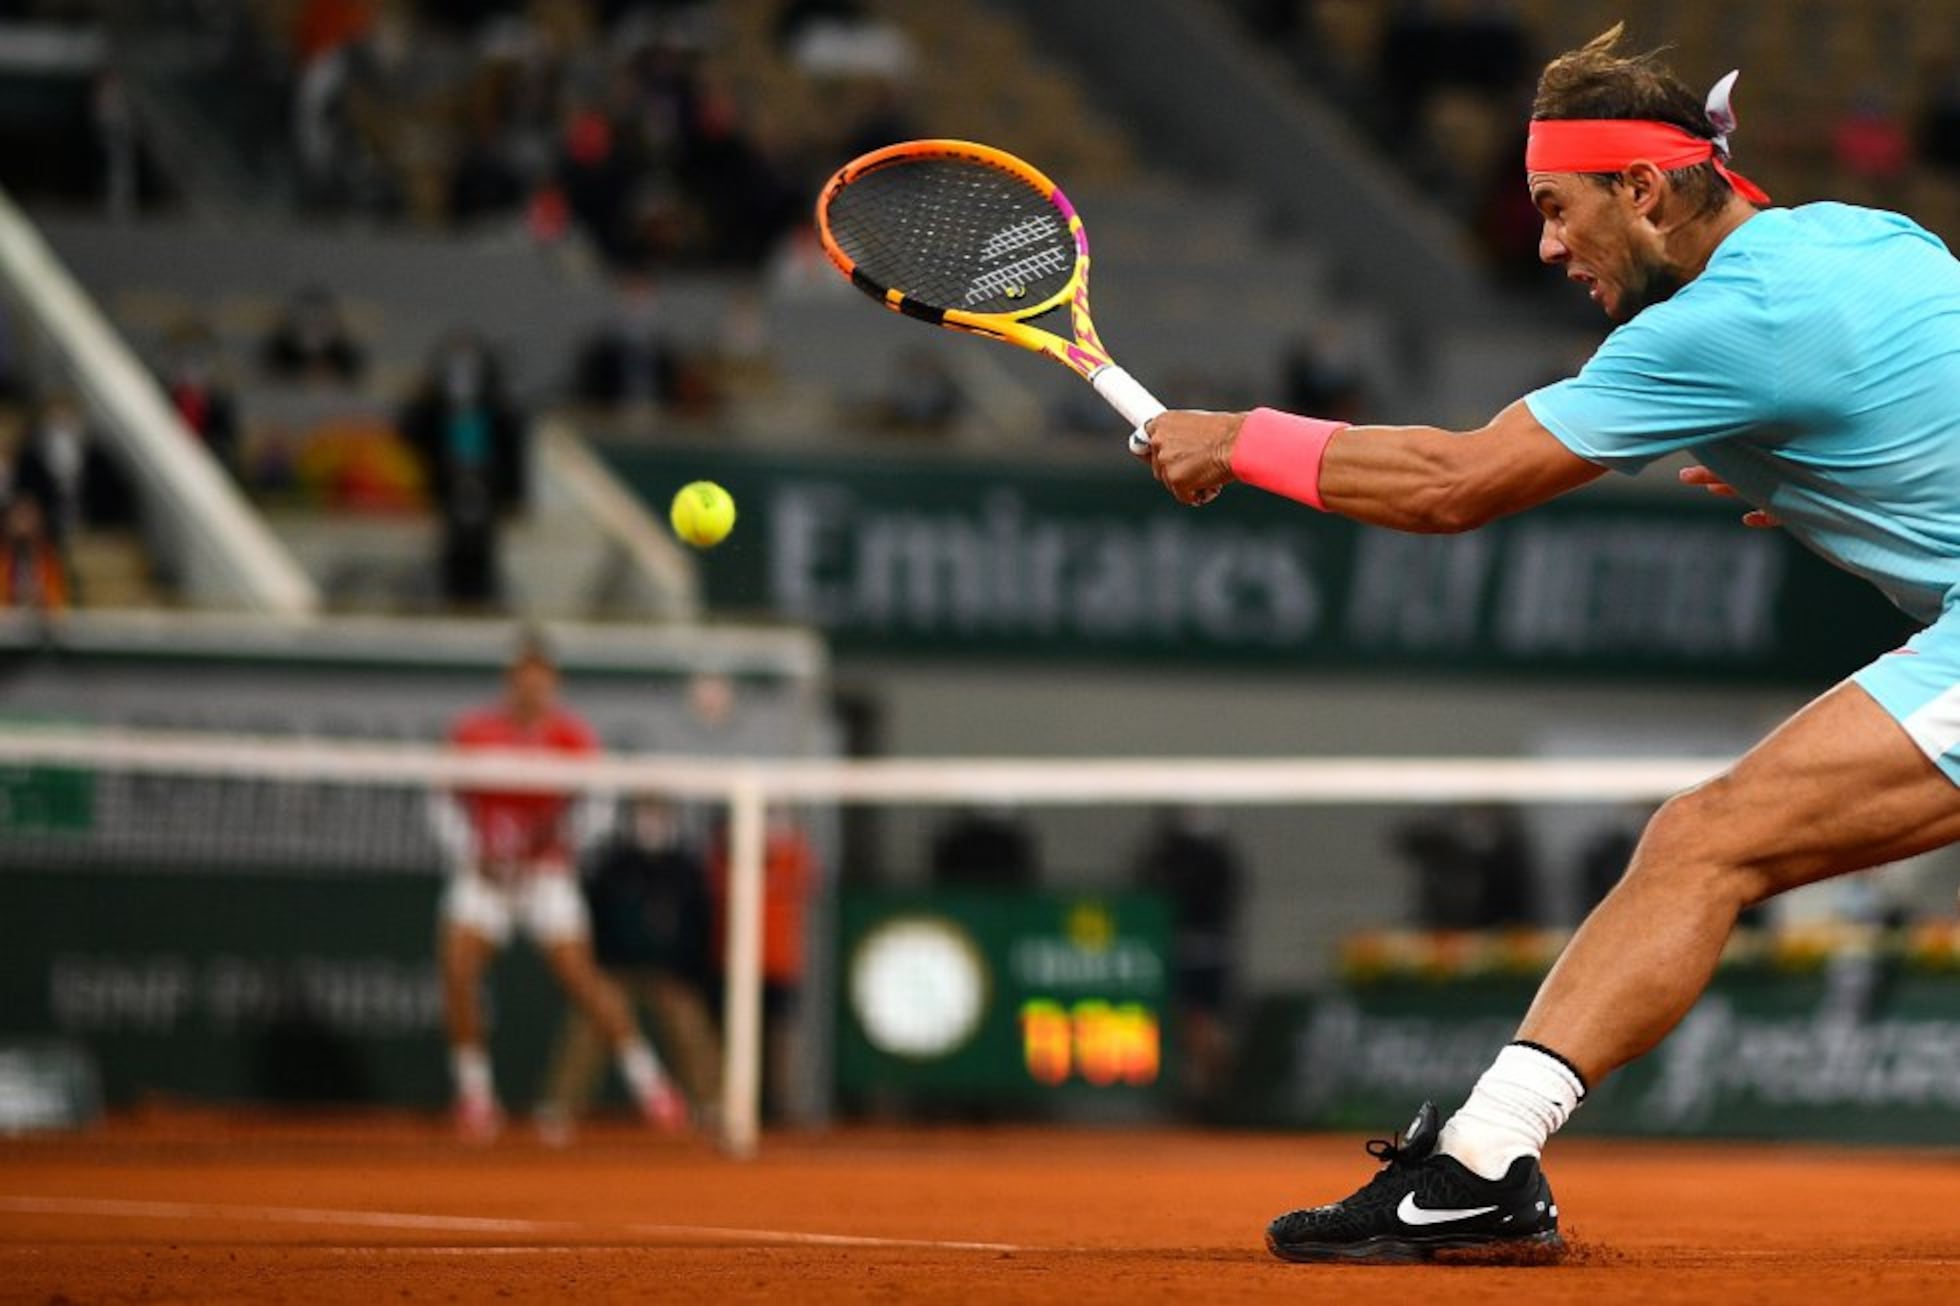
[[538, 793, 722, 1140], [1376, 0, 1532, 145], [11, 395, 135, 549], [0, 493, 71, 613], [447, 114, 529, 228], [398, 330, 527, 609], [261, 285, 367, 387], [878, 347, 962, 434], [930, 804, 1040, 890], [554, 103, 638, 265], [777, 0, 916, 81], [1574, 806, 1644, 918], [1391, 802, 1538, 929], [1576, 803, 1763, 929], [677, 85, 803, 267], [1832, 90, 1912, 204], [432, 632, 688, 1142], [1132, 806, 1244, 1115], [92, 66, 140, 220], [709, 803, 818, 1123], [1916, 56, 1960, 177], [159, 323, 242, 480], [573, 270, 684, 412], [837, 78, 920, 164], [1473, 125, 1553, 281], [290, 3, 383, 215], [659, 672, 783, 762], [1280, 327, 1370, 424], [0, 305, 27, 406]]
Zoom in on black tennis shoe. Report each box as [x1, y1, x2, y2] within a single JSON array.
[[1265, 1102, 1562, 1264]]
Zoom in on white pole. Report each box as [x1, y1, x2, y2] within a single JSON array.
[[719, 775, 767, 1158], [0, 190, 319, 613]]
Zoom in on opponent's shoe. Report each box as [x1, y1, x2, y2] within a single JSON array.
[[453, 1092, 505, 1145], [638, 1078, 691, 1134], [1265, 1102, 1561, 1264]]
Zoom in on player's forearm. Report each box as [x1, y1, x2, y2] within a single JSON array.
[[1219, 400, 1600, 530], [1224, 408, 1494, 533], [1316, 424, 1491, 533]]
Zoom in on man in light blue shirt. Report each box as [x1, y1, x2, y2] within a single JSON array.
[[1528, 202, 1960, 627], [1142, 23, 1960, 1265]]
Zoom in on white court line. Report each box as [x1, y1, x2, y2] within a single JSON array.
[[0, 1195, 1033, 1254]]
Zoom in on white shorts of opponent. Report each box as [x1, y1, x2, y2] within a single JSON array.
[[440, 871, 590, 947]]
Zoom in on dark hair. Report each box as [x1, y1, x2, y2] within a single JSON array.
[[1532, 24, 1735, 217], [511, 625, 557, 669]]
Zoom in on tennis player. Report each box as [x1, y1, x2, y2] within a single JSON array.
[[1143, 25, 1960, 1262], [433, 634, 687, 1142]]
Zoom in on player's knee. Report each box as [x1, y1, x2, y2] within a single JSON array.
[[1624, 782, 1767, 906]]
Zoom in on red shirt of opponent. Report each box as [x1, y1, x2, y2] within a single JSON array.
[[450, 700, 598, 877]]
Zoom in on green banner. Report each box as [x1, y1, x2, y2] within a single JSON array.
[[601, 442, 1913, 680], [0, 764, 92, 831], [1232, 954, 1960, 1144], [0, 870, 570, 1108], [836, 890, 1172, 1113]]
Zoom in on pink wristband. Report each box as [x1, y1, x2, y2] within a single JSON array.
[[1229, 408, 1349, 511], [1223, 407, 1348, 509]]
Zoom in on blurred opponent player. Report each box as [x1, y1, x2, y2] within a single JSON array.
[[432, 633, 687, 1141], [1144, 24, 1960, 1262]]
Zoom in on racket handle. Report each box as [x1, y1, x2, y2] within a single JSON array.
[[1094, 364, 1219, 506], [1090, 364, 1163, 455]]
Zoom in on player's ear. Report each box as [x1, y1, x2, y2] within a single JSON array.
[[1620, 160, 1666, 217]]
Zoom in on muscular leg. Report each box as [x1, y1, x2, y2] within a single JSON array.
[[1518, 681, 1960, 1084], [1429, 681, 1960, 1183], [441, 922, 503, 1138], [441, 923, 497, 1049]]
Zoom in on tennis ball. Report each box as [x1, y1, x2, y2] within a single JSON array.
[[670, 480, 736, 548]]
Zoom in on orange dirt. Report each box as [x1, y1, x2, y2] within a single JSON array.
[[0, 1111, 1953, 1304]]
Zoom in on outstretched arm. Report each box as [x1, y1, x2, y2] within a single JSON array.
[[1143, 399, 1605, 532]]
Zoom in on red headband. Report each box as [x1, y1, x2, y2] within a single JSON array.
[[1526, 119, 1771, 205]]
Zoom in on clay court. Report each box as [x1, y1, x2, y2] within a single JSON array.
[[2, 1114, 1954, 1304]]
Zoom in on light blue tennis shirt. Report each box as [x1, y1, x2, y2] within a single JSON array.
[[1525, 202, 1960, 626]]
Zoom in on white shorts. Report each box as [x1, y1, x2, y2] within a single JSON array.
[[440, 872, 590, 947]]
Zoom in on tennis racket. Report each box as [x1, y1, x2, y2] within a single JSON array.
[[816, 139, 1209, 495]]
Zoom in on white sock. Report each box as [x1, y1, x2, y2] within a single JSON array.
[[451, 1045, 495, 1104], [1437, 1042, 1586, 1182], [616, 1038, 668, 1099]]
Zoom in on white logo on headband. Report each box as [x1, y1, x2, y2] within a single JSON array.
[[1705, 70, 1741, 157]]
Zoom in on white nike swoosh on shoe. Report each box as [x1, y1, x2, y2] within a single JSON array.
[[1395, 1193, 1500, 1227]]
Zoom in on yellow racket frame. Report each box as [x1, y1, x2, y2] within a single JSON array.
[[815, 139, 1118, 381]]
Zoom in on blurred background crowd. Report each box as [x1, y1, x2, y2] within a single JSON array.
[[0, 0, 1955, 1134]]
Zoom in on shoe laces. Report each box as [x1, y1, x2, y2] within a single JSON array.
[[1335, 1134, 1417, 1209], [1363, 1135, 1406, 1167]]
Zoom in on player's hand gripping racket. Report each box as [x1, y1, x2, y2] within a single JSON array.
[[816, 140, 1215, 502]]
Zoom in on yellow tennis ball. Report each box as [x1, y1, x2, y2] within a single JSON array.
[[670, 480, 736, 548]]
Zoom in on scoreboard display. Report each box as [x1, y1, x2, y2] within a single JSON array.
[[836, 889, 1174, 1111]]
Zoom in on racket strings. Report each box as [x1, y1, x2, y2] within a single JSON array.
[[826, 159, 1079, 316]]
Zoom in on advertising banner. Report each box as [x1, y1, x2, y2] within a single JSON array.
[[0, 870, 566, 1108], [603, 442, 1913, 680], [1233, 930, 1960, 1143]]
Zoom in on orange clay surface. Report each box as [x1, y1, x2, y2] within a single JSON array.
[[1, 1110, 1955, 1305]]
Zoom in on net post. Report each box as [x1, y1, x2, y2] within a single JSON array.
[[719, 773, 767, 1158]]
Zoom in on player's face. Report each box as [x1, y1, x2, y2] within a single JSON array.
[[1529, 172, 1677, 323], [507, 656, 558, 718]]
